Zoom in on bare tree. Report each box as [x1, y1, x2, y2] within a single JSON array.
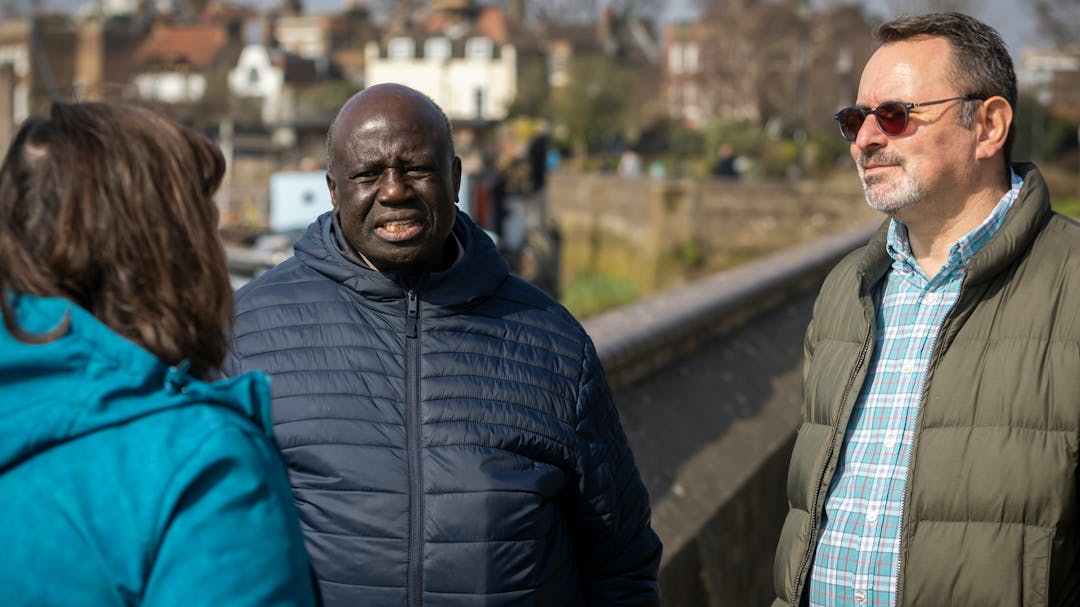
[[1031, 0, 1080, 45], [525, 0, 600, 23], [376, 0, 422, 25], [504, 0, 661, 24], [605, 0, 665, 21], [0, 0, 41, 18], [0, 0, 18, 19], [882, 0, 973, 14]]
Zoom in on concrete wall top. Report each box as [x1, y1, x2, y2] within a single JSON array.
[[584, 220, 882, 389]]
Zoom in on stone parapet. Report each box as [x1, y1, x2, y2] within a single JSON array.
[[585, 222, 880, 605]]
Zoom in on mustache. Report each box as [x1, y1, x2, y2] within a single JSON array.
[[858, 150, 904, 169]]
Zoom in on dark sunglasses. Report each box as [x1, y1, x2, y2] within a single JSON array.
[[833, 95, 985, 141]]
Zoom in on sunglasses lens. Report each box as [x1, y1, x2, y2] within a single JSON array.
[[836, 108, 865, 141], [875, 102, 908, 135]]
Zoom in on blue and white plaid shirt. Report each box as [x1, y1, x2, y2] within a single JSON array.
[[808, 171, 1024, 607]]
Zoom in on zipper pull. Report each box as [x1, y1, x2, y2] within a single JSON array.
[[407, 290, 418, 338]]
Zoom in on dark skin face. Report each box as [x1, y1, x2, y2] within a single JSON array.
[[326, 84, 462, 275]]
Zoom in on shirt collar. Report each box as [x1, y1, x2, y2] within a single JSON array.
[[885, 169, 1024, 277]]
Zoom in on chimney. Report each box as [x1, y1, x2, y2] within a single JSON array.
[[75, 18, 105, 100], [281, 0, 303, 17], [432, 0, 469, 11], [597, 6, 612, 44], [0, 64, 14, 159], [508, 0, 525, 24], [259, 11, 277, 47]]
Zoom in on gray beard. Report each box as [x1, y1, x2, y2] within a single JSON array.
[[862, 176, 925, 214], [858, 151, 925, 214]]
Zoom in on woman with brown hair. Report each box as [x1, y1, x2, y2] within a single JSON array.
[[0, 101, 319, 606]]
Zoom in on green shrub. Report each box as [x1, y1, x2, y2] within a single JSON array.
[[1053, 197, 1080, 219], [561, 274, 639, 319], [678, 237, 704, 268]]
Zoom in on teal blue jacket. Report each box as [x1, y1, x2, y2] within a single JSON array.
[[0, 294, 318, 606]]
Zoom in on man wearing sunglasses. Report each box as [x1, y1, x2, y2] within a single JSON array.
[[772, 12, 1080, 607]]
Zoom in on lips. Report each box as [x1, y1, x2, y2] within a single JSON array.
[[859, 155, 901, 179], [862, 163, 895, 173], [859, 150, 902, 171]]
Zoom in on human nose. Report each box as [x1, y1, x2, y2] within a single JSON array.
[[377, 168, 410, 203], [853, 113, 887, 152]]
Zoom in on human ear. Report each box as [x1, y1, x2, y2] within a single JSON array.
[[451, 156, 462, 203], [326, 171, 338, 210], [975, 96, 1012, 161]]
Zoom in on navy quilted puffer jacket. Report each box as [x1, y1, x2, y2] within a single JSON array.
[[225, 211, 662, 606]]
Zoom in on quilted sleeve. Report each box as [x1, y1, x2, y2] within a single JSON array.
[[220, 347, 242, 377], [570, 338, 663, 606]]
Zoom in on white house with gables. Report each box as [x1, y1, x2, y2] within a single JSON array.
[[363, 2, 518, 123], [227, 44, 317, 128]]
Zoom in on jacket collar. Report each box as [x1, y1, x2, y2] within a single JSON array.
[[294, 209, 509, 315], [964, 163, 1050, 286], [0, 294, 271, 474], [329, 212, 466, 273], [854, 163, 1051, 294]]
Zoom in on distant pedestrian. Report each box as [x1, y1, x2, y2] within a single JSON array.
[[772, 12, 1080, 607], [710, 143, 737, 178], [225, 83, 662, 606], [618, 147, 643, 177], [0, 101, 319, 606]]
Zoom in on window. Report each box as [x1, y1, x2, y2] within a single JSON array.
[[248, 67, 259, 85], [684, 43, 699, 74], [425, 37, 451, 62], [668, 43, 684, 74], [465, 37, 493, 60], [388, 37, 415, 60], [683, 82, 698, 106], [548, 44, 570, 87], [473, 86, 485, 118], [835, 47, 853, 74]]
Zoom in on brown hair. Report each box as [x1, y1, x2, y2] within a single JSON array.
[[0, 101, 231, 379], [876, 12, 1017, 165]]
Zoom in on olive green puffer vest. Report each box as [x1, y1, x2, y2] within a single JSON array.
[[772, 164, 1080, 607]]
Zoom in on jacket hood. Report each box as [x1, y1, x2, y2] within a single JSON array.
[[0, 294, 272, 473], [292, 209, 509, 315]]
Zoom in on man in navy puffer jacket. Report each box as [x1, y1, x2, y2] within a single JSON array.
[[225, 83, 662, 606]]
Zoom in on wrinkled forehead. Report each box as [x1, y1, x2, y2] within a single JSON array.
[[858, 38, 955, 103]]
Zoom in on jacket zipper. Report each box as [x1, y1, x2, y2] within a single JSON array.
[[792, 284, 875, 605], [406, 289, 423, 607], [894, 283, 964, 606]]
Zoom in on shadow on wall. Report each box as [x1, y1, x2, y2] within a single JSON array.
[[612, 293, 814, 606]]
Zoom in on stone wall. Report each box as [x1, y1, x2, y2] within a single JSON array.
[[585, 225, 880, 605], [547, 172, 879, 296]]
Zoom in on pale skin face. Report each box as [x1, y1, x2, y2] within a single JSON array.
[[326, 84, 462, 275], [850, 36, 1012, 274], [852, 37, 980, 218]]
